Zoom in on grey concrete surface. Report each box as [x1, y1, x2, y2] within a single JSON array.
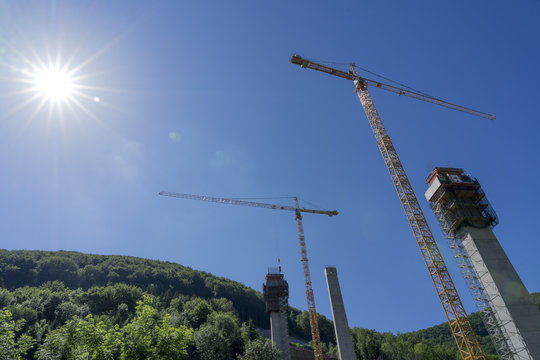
[[325, 266, 356, 360]]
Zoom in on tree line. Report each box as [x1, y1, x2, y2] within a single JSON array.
[[1, 250, 538, 359]]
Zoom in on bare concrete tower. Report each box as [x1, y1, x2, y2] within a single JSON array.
[[425, 168, 540, 360], [263, 269, 291, 360], [324, 266, 356, 360]]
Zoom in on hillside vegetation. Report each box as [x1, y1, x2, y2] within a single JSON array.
[[0, 250, 538, 359]]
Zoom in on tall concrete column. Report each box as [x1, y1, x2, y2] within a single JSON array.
[[324, 266, 356, 360], [263, 271, 291, 360], [270, 310, 290, 359], [425, 167, 540, 359], [458, 225, 540, 359]]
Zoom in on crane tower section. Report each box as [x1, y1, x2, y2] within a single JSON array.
[[425, 168, 540, 360]]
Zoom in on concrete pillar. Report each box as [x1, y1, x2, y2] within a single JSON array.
[[263, 272, 291, 360], [270, 310, 291, 360], [324, 266, 356, 360], [458, 226, 540, 359], [425, 167, 540, 359]]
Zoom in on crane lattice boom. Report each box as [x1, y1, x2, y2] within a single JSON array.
[[159, 191, 335, 360], [291, 55, 489, 360], [158, 191, 338, 216], [290, 55, 495, 121]]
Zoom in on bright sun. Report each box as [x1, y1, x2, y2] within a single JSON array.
[[3, 42, 109, 123], [16, 55, 97, 120], [33, 67, 75, 102]]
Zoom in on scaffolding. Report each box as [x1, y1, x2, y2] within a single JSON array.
[[426, 168, 532, 360], [264, 271, 291, 360]]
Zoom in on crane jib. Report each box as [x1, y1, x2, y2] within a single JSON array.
[[159, 191, 338, 216], [290, 55, 496, 120]]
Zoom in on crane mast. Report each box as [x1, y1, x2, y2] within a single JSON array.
[[294, 197, 323, 359], [352, 74, 485, 360], [159, 191, 335, 360], [291, 55, 490, 360]]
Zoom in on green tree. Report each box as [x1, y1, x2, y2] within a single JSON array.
[[37, 256, 79, 288], [0, 288, 14, 308], [239, 338, 281, 360], [180, 298, 212, 329], [295, 311, 311, 339], [431, 345, 458, 360], [0, 309, 34, 360], [240, 320, 258, 344], [206, 311, 243, 357], [7, 305, 38, 330], [54, 301, 90, 325], [36, 296, 192, 360], [193, 323, 228, 360], [209, 298, 235, 314], [414, 341, 433, 360], [85, 284, 143, 315], [353, 328, 383, 360], [36, 315, 122, 360], [121, 295, 192, 360], [79, 265, 107, 289]]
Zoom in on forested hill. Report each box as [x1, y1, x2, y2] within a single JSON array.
[[0, 249, 268, 327], [0, 250, 339, 346], [1, 250, 538, 359]]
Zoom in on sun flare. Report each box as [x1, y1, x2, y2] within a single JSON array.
[[33, 66, 75, 102], [1, 36, 119, 126], [11, 53, 100, 122]]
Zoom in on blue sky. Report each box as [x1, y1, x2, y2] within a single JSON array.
[[1, 1, 539, 333]]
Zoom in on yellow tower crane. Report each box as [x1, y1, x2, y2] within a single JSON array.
[[291, 55, 496, 360], [159, 191, 337, 359]]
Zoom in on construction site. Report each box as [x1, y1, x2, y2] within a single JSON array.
[[156, 55, 540, 360], [2, 3, 539, 360]]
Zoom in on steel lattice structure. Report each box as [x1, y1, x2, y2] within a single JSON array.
[[294, 198, 323, 359], [354, 80, 485, 360], [428, 176, 533, 360], [291, 55, 493, 360]]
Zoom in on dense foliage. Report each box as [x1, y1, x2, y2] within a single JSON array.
[[0, 250, 538, 359], [0, 249, 266, 327], [0, 283, 279, 360]]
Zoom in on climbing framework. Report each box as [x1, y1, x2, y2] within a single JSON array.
[[425, 168, 539, 360], [264, 270, 291, 360]]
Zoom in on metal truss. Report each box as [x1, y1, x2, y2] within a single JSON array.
[[430, 195, 532, 360], [294, 203, 324, 360], [354, 80, 486, 360]]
